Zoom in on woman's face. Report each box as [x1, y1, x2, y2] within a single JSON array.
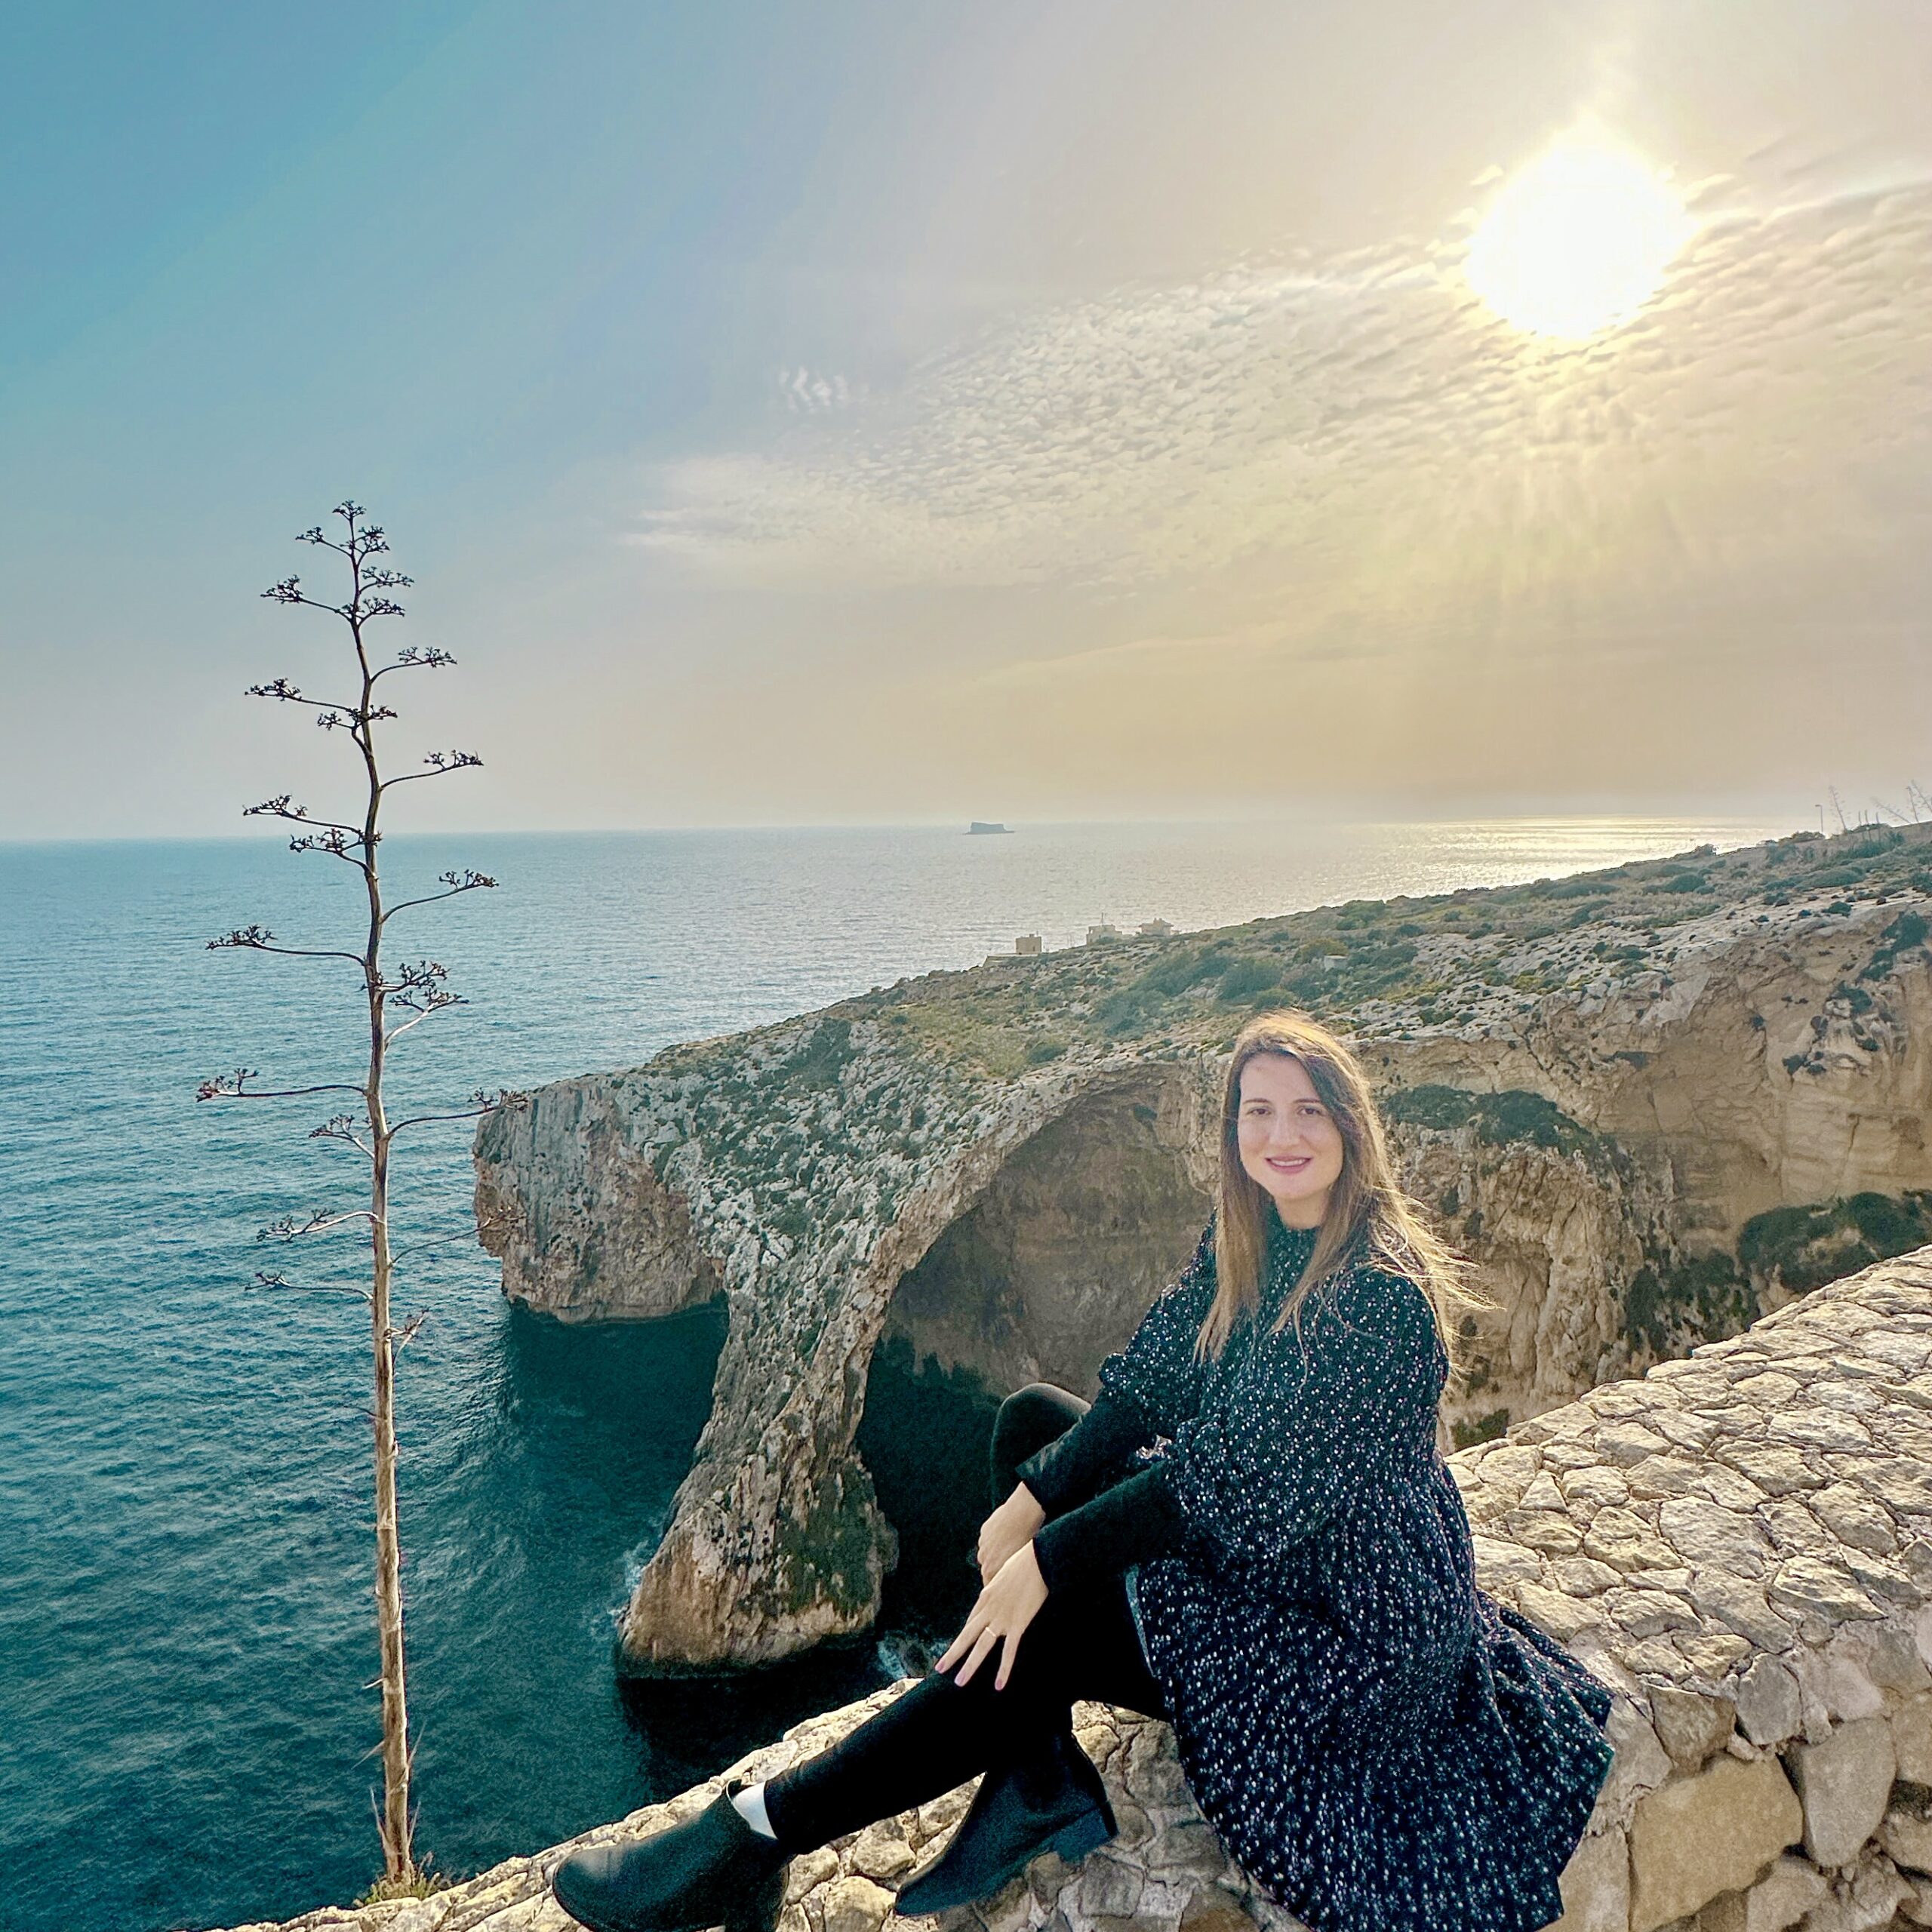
[[1235, 1052, 1346, 1229]]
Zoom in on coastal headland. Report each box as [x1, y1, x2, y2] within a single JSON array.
[[473, 823, 1932, 1678]]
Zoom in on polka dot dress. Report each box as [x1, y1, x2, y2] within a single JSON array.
[[1112, 1218, 1615, 1932]]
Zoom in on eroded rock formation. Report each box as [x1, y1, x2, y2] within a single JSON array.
[[473, 823, 1932, 1672]]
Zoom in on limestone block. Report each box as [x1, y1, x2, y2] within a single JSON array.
[[1473, 1533, 1545, 1586], [1693, 1856, 1826, 1932], [1596, 1697, 1675, 1831], [1611, 1589, 1700, 1638], [1587, 1506, 1682, 1573], [1627, 1753, 1803, 1931], [1894, 1688, 1932, 1783], [1791, 1645, 1885, 1725], [1566, 1467, 1635, 1509], [1603, 1423, 1675, 1466], [1518, 1580, 1612, 1642], [1808, 1484, 1900, 1556], [1551, 1826, 1629, 1932], [1518, 1514, 1589, 1555], [1077, 1850, 1146, 1920], [1629, 1456, 1704, 1499], [1650, 1684, 1738, 1770], [1883, 1801, 1932, 1877], [1177, 1884, 1264, 1932], [1676, 1633, 1755, 1678], [1623, 1636, 1697, 1682], [1555, 1556, 1626, 1596], [820, 1875, 895, 1932], [847, 1818, 917, 1881], [785, 1849, 844, 1902], [1713, 1445, 1823, 1496], [1794, 1851, 1912, 1932], [1865, 1457, 1932, 1515], [1766, 1558, 1882, 1624], [1659, 1498, 1770, 1580], [1687, 1574, 1797, 1651], [1789, 1714, 1896, 1869], [1735, 1658, 1803, 1748]]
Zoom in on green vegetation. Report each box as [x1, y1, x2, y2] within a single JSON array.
[[1737, 1191, 1932, 1293], [1859, 908, 1930, 983], [1382, 1084, 1603, 1160], [1451, 1407, 1510, 1451], [1623, 1189, 1932, 1352], [1622, 1250, 1755, 1355], [783, 1018, 857, 1091]]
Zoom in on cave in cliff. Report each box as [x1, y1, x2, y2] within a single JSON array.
[[858, 1078, 1212, 1641]]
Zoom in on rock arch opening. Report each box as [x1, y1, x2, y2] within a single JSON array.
[[856, 1073, 1214, 1647]]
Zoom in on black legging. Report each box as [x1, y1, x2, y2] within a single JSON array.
[[761, 1383, 1170, 1856]]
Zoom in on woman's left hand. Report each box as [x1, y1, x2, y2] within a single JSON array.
[[937, 1541, 1047, 1690]]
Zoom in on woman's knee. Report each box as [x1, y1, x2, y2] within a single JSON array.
[[992, 1383, 1087, 1469]]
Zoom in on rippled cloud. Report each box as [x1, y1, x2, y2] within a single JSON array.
[[634, 177, 1932, 685]]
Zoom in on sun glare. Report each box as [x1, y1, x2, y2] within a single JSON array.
[[1465, 138, 1693, 340]]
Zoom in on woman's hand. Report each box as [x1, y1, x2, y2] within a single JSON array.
[[977, 1481, 1046, 1583], [937, 1541, 1048, 1690]]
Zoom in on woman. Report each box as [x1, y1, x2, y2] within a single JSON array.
[[554, 1011, 1616, 1932]]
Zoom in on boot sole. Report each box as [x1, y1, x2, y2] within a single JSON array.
[[552, 1857, 786, 1932]]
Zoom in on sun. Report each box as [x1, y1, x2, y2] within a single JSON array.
[[1465, 137, 1693, 340]]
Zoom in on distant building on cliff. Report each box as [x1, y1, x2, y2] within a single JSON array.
[[1085, 921, 1121, 945], [1137, 917, 1175, 937]]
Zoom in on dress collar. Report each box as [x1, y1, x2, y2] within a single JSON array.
[[1262, 1215, 1320, 1292]]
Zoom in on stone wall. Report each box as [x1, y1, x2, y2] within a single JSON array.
[[234, 1242, 1932, 1932]]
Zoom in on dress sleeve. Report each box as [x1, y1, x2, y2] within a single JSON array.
[[1029, 1463, 1192, 1595], [1014, 1385, 1157, 1517], [1154, 1264, 1446, 1565], [1090, 1219, 1218, 1439]]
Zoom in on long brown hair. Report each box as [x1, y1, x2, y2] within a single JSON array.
[[1195, 1009, 1493, 1380]]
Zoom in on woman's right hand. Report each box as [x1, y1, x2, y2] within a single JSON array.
[[977, 1482, 1046, 1583]]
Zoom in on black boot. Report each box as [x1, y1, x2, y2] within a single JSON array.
[[551, 1780, 791, 1932], [893, 1730, 1115, 1917]]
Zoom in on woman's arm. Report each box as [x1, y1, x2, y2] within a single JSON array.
[[1029, 1460, 1192, 1594], [1156, 1265, 1444, 1566], [1013, 1383, 1158, 1517], [1088, 1220, 1219, 1439]]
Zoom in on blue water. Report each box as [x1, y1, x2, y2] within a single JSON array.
[[0, 817, 1789, 1932]]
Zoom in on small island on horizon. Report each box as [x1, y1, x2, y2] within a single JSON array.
[[966, 820, 1012, 835]]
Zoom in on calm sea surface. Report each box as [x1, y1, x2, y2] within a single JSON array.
[[0, 818, 1788, 1932]]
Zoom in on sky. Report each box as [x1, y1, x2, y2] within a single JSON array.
[[1, 0, 1927, 839]]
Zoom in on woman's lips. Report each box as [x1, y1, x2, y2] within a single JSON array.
[[1266, 1156, 1312, 1171]]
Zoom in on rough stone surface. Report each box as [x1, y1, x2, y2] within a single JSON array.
[[1790, 1715, 1897, 1869], [1627, 1753, 1803, 1930]]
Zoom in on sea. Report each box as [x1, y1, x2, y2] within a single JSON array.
[[0, 817, 1790, 1932]]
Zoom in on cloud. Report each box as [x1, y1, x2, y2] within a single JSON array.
[[632, 175, 1932, 682]]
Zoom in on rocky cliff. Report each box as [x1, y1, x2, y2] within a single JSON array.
[[232, 1243, 1932, 1932], [472, 823, 1932, 1673]]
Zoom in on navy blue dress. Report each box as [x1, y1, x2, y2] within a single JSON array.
[[1092, 1217, 1614, 1932]]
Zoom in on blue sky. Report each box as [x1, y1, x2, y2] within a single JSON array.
[[3, 2, 1928, 837]]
